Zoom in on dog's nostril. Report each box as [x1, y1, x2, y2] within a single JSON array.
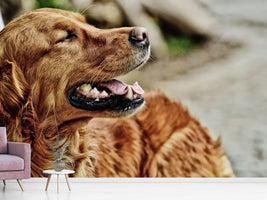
[[132, 27, 147, 41], [129, 27, 149, 47]]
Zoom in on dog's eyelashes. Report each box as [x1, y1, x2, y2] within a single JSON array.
[[65, 31, 77, 41], [55, 31, 77, 44]]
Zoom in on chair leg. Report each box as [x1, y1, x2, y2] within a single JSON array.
[[17, 179, 24, 191], [3, 180, 6, 185]]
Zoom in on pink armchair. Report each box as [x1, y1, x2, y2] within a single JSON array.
[[0, 127, 31, 191]]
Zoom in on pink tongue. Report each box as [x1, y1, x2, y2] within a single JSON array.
[[99, 79, 144, 95], [132, 82, 144, 95]]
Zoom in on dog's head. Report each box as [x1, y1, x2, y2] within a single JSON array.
[[0, 8, 150, 123]]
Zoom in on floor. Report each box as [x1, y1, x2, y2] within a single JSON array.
[[1, 178, 267, 200]]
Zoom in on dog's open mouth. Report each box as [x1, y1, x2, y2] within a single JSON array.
[[68, 79, 144, 112]]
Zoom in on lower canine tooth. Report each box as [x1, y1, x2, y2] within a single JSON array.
[[125, 86, 133, 99], [101, 90, 108, 97]]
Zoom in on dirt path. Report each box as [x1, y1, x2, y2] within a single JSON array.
[[122, 0, 267, 177]]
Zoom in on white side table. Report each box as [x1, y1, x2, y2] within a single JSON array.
[[43, 170, 75, 193]]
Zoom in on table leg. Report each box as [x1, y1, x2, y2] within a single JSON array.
[[57, 174, 59, 193], [65, 174, 71, 191], [45, 175, 52, 191]]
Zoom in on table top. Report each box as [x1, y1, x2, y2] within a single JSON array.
[[43, 169, 75, 175]]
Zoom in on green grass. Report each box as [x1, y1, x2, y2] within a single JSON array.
[[165, 34, 197, 56], [147, 15, 198, 56], [34, 0, 69, 9]]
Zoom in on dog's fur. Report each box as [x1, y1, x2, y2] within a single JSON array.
[[0, 8, 234, 177]]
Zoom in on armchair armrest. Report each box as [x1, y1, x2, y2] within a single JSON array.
[[7, 142, 31, 178], [7, 142, 31, 159]]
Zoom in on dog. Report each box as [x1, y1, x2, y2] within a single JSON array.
[[0, 8, 234, 177]]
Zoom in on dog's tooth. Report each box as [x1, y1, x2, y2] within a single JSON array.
[[80, 84, 91, 92], [91, 87, 99, 94], [133, 94, 137, 99], [125, 86, 133, 99], [101, 90, 108, 97]]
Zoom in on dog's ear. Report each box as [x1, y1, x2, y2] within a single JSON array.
[[0, 61, 30, 119]]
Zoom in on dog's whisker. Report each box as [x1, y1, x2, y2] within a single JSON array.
[[90, 62, 109, 84], [92, 53, 122, 82], [80, 3, 96, 15], [98, 58, 107, 67], [75, 1, 83, 13], [149, 54, 155, 61], [76, 59, 108, 85], [81, 63, 106, 83]]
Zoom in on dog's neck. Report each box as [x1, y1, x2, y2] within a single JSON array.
[[5, 100, 94, 176]]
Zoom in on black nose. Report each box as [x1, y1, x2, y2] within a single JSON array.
[[129, 27, 149, 47]]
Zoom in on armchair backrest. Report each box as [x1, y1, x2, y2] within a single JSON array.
[[0, 127, 7, 153]]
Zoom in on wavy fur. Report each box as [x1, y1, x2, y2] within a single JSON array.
[[0, 8, 234, 177]]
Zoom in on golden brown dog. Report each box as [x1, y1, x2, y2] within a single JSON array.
[[0, 8, 234, 177]]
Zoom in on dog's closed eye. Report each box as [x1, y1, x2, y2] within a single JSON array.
[[55, 31, 77, 44]]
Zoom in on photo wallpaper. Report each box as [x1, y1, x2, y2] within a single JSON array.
[[0, 0, 266, 177]]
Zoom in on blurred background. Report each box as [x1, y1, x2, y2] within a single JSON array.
[[1, 0, 267, 177]]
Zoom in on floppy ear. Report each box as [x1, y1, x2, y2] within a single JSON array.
[[0, 61, 30, 119]]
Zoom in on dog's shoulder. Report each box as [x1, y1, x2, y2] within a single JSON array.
[[135, 89, 191, 132]]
